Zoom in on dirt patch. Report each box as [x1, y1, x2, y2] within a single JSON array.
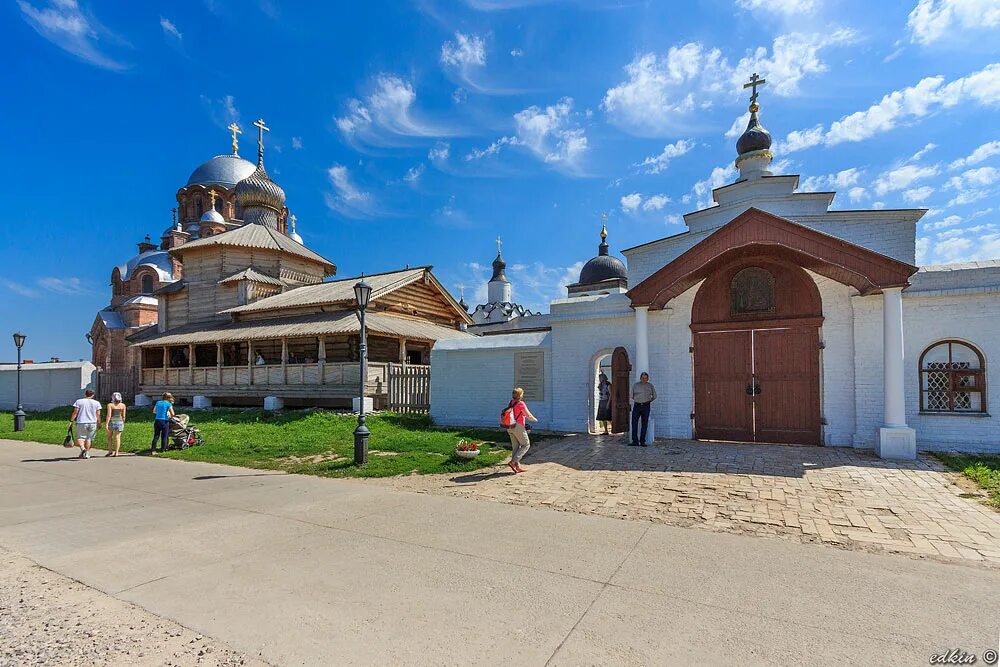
[[0, 549, 268, 666], [280, 452, 346, 465]]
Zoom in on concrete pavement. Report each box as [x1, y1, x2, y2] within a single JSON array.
[[2, 438, 998, 666]]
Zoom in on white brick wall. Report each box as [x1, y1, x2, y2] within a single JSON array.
[[812, 273, 857, 446]]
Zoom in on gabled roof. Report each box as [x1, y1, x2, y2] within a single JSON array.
[[628, 207, 919, 310], [218, 268, 285, 286], [172, 224, 336, 275], [221, 266, 474, 324]]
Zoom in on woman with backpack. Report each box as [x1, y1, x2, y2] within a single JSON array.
[[503, 387, 538, 474]]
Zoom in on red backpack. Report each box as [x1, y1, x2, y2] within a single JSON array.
[[500, 401, 516, 428]]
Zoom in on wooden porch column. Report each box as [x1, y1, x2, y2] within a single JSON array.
[[398, 337, 408, 364], [318, 336, 326, 385], [216, 342, 223, 385], [247, 341, 254, 385], [188, 344, 195, 370], [162, 346, 168, 370], [281, 338, 288, 384]]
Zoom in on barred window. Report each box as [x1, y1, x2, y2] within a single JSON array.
[[919, 340, 986, 413]]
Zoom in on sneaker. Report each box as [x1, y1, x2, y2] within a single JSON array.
[[78, 450, 86, 459], [84, 450, 91, 459]]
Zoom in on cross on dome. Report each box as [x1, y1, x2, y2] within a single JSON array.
[[228, 122, 242, 156], [743, 72, 766, 111], [252, 118, 269, 167]]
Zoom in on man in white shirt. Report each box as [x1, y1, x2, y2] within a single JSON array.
[[70, 389, 102, 459]]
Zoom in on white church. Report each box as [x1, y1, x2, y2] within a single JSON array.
[[431, 81, 999, 460]]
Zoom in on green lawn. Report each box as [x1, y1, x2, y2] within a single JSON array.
[[935, 452, 1000, 509], [0, 408, 518, 478]]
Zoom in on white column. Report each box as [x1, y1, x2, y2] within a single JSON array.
[[877, 287, 916, 459], [634, 305, 654, 444]]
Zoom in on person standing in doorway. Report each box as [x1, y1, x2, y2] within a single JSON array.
[[505, 387, 538, 473], [151, 393, 175, 454], [596, 371, 613, 435], [70, 389, 102, 459], [630, 372, 657, 447], [104, 392, 127, 457]]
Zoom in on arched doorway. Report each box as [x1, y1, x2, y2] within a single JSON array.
[[691, 257, 823, 445], [611, 347, 631, 434]]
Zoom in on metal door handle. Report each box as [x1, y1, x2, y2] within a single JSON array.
[[746, 383, 754, 395], [754, 383, 761, 395]]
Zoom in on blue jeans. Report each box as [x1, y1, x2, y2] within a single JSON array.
[[152, 419, 170, 451], [631, 402, 650, 445]]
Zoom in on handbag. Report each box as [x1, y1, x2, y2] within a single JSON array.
[[62, 425, 75, 447]]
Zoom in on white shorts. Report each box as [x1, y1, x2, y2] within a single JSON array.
[[76, 423, 97, 442]]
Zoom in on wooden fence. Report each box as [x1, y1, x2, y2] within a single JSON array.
[[387, 363, 431, 413], [95, 368, 138, 403]]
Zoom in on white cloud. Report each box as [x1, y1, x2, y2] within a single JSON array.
[[159, 16, 181, 40], [602, 31, 854, 135], [873, 164, 939, 195], [441, 32, 486, 67], [925, 214, 963, 230], [37, 276, 86, 294], [513, 97, 588, 169], [325, 165, 373, 217], [510, 48, 523, 57], [692, 164, 737, 208], [915, 236, 930, 263], [910, 142, 937, 161], [643, 194, 671, 211], [0, 276, 39, 297], [291, 136, 303, 150], [872, 201, 887, 210], [946, 166, 1000, 190], [335, 75, 454, 146], [848, 186, 867, 203], [201, 94, 240, 130], [783, 63, 1000, 151], [465, 135, 522, 161], [452, 87, 468, 104], [403, 164, 425, 184], [636, 139, 695, 174], [736, 0, 816, 14], [908, 0, 1000, 45], [950, 141, 1000, 170], [428, 142, 450, 161], [800, 167, 862, 192], [620, 193, 642, 212], [725, 112, 751, 138], [903, 185, 935, 203], [664, 213, 684, 226], [18, 0, 127, 71]]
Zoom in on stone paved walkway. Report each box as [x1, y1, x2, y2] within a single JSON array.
[[369, 435, 1000, 567]]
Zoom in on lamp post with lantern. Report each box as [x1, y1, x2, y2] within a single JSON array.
[[12, 333, 26, 432], [353, 279, 372, 465]]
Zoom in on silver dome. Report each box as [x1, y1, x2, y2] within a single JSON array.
[[115, 250, 176, 282], [186, 154, 257, 187], [289, 231, 304, 244], [200, 208, 225, 224]]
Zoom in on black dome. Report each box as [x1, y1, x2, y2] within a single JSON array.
[[736, 110, 772, 155], [579, 253, 627, 284]]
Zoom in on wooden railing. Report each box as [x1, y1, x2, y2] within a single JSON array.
[[140, 362, 392, 395], [387, 363, 431, 413]]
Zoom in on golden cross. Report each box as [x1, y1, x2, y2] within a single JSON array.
[[289, 214, 297, 231], [743, 72, 766, 108], [207, 189, 217, 209], [600, 211, 608, 241], [228, 122, 242, 155], [252, 118, 269, 166]]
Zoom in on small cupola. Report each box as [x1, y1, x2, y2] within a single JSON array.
[[735, 72, 774, 181], [567, 214, 628, 296]]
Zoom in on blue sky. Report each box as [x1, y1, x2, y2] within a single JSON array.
[[2, 0, 999, 361]]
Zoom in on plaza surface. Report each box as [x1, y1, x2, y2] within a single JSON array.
[[1, 438, 998, 666], [378, 435, 1000, 566]]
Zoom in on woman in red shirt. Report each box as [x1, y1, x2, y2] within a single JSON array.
[[506, 387, 538, 473]]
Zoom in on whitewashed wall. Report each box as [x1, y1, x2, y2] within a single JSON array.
[[812, 273, 857, 447], [0, 362, 96, 411], [430, 333, 552, 429]]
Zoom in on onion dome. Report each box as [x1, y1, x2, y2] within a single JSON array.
[[490, 250, 508, 283], [736, 107, 772, 156], [186, 154, 257, 188], [578, 222, 627, 285], [200, 208, 225, 225], [458, 286, 469, 312], [235, 119, 285, 229]]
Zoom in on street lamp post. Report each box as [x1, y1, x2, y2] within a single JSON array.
[[353, 279, 372, 465], [12, 333, 26, 432]]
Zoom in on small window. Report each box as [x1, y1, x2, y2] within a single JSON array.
[[919, 340, 987, 413], [141, 274, 154, 294], [731, 266, 775, 315]]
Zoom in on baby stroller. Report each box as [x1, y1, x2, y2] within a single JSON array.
[[168, 414, 204, 449]]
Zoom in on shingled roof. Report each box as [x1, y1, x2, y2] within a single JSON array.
[[172, 224, 336, 275]]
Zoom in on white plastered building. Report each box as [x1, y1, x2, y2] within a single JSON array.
[[431, 99, 1000, 459]]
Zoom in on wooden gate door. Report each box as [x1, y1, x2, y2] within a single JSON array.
[[693, 331, 754, 442], [753, 328, 821, 445], [610, 347, 631, 434]]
